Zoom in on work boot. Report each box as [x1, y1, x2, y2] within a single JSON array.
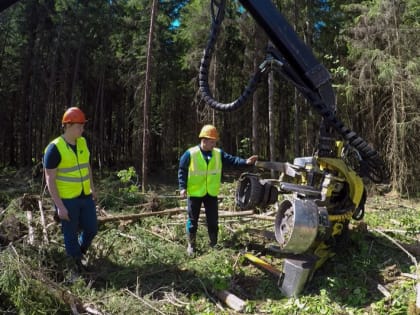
[[75, 258, 89, 273], [80, 245, 88, 255], [209, 232, 218, 248], [64, 257, 84, 284], [186, 233, 196, 256]]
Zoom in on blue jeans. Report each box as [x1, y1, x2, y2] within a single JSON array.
[[186, 194, 218, 236], [60, 196, 97, 259]]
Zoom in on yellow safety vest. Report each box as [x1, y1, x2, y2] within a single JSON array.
[[187, 146, 222, 197], [47, 136, 91, 199]]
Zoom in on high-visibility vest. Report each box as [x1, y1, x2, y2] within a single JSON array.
[[47, 136, 91, 199], [187, 146, 222, 197]]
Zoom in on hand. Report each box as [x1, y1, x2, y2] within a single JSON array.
[[246, 155, 258, 165], [180, 189, 187, 198], [57, 207, 70, 221]]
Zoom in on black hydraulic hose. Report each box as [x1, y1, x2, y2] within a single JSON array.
[[269, 64, 389, 183], [199, 0, 266, 112], [267, 52, 389, 183], [310, 97, 389, 183], [0, 0, 19, 13]]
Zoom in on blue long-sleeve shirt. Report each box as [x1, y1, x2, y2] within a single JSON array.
[[178, 145, 248, 190]]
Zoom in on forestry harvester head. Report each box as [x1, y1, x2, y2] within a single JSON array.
[[236, 141, 367, 296]]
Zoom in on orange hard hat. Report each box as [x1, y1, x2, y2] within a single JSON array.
[[199, 124, 218, 140], [62, 107, 87, 124]]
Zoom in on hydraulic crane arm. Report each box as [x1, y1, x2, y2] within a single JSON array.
[[239, 0, 336, 111], [199, 0, 389, 184], [0, 0, 19, 12], [199, 0, 335, 113]]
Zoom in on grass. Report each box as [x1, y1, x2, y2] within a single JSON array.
[[1, 170, 420, 314]]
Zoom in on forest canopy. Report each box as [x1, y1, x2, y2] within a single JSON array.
[[0, 0, 419, 195]]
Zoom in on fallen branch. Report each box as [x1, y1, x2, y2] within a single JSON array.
[[83, 306, 103, 315], [98, 209, 256, 224], [8, 245, 102, 315], [144, 194, 227, 200], [26, 210, 34, 245], [249, 214, 276, 222], [377, 283, 391, 299], [215, 290, 246, 312], [162, 289, 189, 307], [124, 288, 166, 315], [373, 227, 420, 239], [217, 210, 254, 217], [97, 208, 185, 223], [138, 227, 177, 244], [401, 272, 417, 280], [372, 228, 420, 309], [117, 232, 138, 241], [196, 278, 225, 312], [365, 275, 392, 299], [38, 199, 49, 244]]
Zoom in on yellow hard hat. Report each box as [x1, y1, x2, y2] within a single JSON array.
[[199, 124, 218, 140]]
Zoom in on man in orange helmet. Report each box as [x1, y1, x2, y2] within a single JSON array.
[[178, 124, 258, 256], [43, 107, 97, 275]]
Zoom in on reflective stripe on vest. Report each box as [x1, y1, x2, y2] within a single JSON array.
[[187, 146, 222, 197], [48, 136, 91, 199]]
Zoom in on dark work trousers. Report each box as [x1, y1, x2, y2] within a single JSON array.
[[186, 194, 218, 237], [60, 196, 97, 259]]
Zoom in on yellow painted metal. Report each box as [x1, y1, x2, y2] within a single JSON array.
[[331, 222, 343, 236], [328, 211, 353, 222], [244, 253, 282, 277], [317, 157, 364, 207], [313, 242, 335, 270]]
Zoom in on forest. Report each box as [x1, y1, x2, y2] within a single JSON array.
[[0, 0, 418, 194], [0, 0, 420, 314]]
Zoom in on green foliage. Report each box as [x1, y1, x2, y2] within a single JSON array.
[[376, 57, 398, 84], [341, 0, 420, 195], [0, 248, 69, 313], [117, 166, 139, 192], [325, 54, 348, 79], [97, 169, 145, 211], [0, 0, 418, 197], [174, 0, 211, 70], [238, 137, 251, 158], [0, 0, 420, 310], [0, 181, 419, 314]]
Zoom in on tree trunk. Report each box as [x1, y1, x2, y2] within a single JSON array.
[[142, 0, 158, 192], [390, 2, 405, 193], [20, 0, 38, 166], [268, 68, 276, 177], [70, 40, 82, 107], [252, 24, 264, 155], [293, 0, 300, 157], [252, 55, 259, 155]]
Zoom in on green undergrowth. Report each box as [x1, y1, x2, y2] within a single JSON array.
[[1, 173, 420, 314]]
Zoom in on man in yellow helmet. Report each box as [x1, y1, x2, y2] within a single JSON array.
[[178, 124, 258, 256], [43, 107, 97, 274]]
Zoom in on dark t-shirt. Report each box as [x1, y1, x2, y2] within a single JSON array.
[[43, 140, 77, 169]]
